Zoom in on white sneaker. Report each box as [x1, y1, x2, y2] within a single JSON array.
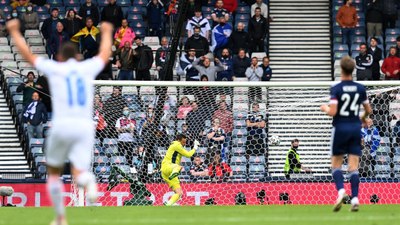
[[86, 180, 98, 205], [333, 189, 347, 212], [50, 218, 68, 225], [350, 197, 359, 212]]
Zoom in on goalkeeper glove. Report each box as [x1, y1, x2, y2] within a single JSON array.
[[193, 140, 200, 151]]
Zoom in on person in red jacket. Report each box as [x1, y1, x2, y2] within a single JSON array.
[[381, 47, 400, 80], [222, 0, 238, 13]]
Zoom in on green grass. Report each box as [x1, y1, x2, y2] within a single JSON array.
[[0, 205, 399, 225]]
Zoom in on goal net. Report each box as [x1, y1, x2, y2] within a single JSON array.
[[86, 81, 400, 206]]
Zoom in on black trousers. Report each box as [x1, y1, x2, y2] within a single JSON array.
[[136, 69, 151, 80]]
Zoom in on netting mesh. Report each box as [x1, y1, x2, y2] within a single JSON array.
[[88, 83, 400, 206]]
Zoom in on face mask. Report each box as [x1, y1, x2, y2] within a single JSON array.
[[27, 7, 32, 12], [148, 113, 153, 118], [123, 110, 129, 116], [193, 33, 200, 38], [12, 13, 18, 17]]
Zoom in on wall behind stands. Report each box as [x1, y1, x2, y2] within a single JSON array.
[[3, 182, 400, 206]]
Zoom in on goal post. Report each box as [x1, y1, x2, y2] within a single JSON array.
[[85, 80, 400, 206]]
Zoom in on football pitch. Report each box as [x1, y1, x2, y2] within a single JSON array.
[[1, 205, 399, 225]]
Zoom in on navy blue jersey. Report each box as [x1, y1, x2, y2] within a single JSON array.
[[330, 81, 368, 126]]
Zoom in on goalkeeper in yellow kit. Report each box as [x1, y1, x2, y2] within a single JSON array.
[[161, 134, 200, 206]]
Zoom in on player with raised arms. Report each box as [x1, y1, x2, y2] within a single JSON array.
[[320, 56, 372, 212], [7, 19, 114, 225], [161, 134, 200, 206]]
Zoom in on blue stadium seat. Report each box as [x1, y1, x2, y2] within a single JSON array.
[[36, 6, 49, 13], [249, 155, 265, 165], [39, 14, 51, 22], [30, 147, 43, 158], [333, 27, 342, 37], [94, 156, 109, 165], [236, 6, 250, 14], [0, 0, 10, 6], [352, 35, 366, 44], [230, 155, 247, 165], [374, 164, 390, 173], [65, 0, 80, 6], [350, 43, 360, 52], [98, 0, 109, 7], [202, 6, 213, 14], [47, 0, 64, 6], [385, 28, 400, 36], [118, 0, 131, 7], [16, 6, 27, 13], [232, 137, 246, 147], [232, 128, 247, 138], [233, 120, 246, 128], [104, 146, 119, 155], [12, 95, 23, 105], [35, 155, 46, 167], [6, 77, 23, 85], [334, 51, 349, 60], [235, 13, 250, 21], [133, 27, 146, 37], [80, 0, 97, 4], [131, 20, 147, 29], [9, 86, 19, 96], [376, 155, 391, 165], [249, 164, 265, 174], [233, 111, 247, 120], [333, 43, 349, 52], [15, 104, 23, 115], [133, 0, 148, 6], [95, 165, 111, 175], [231, 147, 245, 155], [197, 147, 207, 155], [29, 138, 45, 149], [93, 145, 104, 155], [351, 51, 359, 58], [103, 138, 118, 147], [110, 156, 127, 165], [354, 28, 365, 36], [65, 6, 80, 12], [385, 35, 398, 44], [0, 5, 12, 13], [231, 165, 247, 174], [333, 36, 343, 44], [127, 13, 143, 22]]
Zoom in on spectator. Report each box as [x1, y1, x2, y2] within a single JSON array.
[[251, 0, 268, 18], [17, 71, 42, 106], [184, 26, 210, 57], [137, 105, 159, 164], [336, 0, 358, 49], [147, 0, 165, 39], [187, 100, 207, 140], [11, 0, 29, 9], [94, 94, 106, 141], [41, 8, 62, 57], [114, 19, 135, 49], [212, 101, 233, 134], [63, 9, 82, 38], [186, 8, 211, 40], [78, 0, 100, 26], [368, 37, 383, 81], [177, 49, 199, 81], [246, 103, 266, 156], [222, 0, 237, 13], [71, 17, 100, 59], [0, 9, 6, 37], [115, 41, 135, 80], [211, 0, 229, 27], [49, 22, 69, 59], [101, 0, 123, 29], [208, 153, 232, 182], [116, 106, 136, 166], [246, 57, 263, 102], [355, 43, 373, 80], [21, 4, 39, 30], [35, 75, 51, 117], [104, 86, 127, 138], [396, 36, 400, 58], [134, 145, 159, 183], [155, 37, 169, 80], [232, 48, 251, 79], [366, 0, 383, 38], [216, 48, 234, 81], [207, 118, 226, 161], [177, 96, 193, 120], [361, 118, 380, 177], [211, 16, 232, 55], [248, 7, 268, 53], [228, 22, 250, 55], [192, 55, 225, 81], [370, 91, 396, 137], [393, 117, 400, 144], [283, 139, 312, 179], [382, 0, 398, 29], [260, 56, 272, 81], [133, 37, 154, 80], [190, 156, 209, 181], [22, 92, 47, 139], [381, 47, 400, 80]]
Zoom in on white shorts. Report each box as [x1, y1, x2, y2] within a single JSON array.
[[45, 119, 95, 171]]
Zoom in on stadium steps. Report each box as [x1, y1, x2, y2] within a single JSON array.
[[0, 88, 31, 177], [269, 0, 332, 81], [267, 87, 332, 177]]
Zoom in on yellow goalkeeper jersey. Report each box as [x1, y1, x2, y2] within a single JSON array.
[[162, 141, 195, 166]]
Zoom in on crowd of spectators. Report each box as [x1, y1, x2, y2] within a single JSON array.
[[0, 0, 271, 82]]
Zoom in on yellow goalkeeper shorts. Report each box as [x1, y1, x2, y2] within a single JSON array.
[[161, 163, 181, 190]]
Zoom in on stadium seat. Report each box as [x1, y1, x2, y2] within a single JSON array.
[[94, 156, 110, 165], [232, 129, 247, 138], [95, 165, 111, 176], [103, 138, 118, 147], [0, 45, 10, 53], [144, 36, 160, 46], [231, 147, 245, 155], [0, 37, 8, 45], [0, 53, 15, 61], [236, 6, 250, 14], [385, 35, 397, 44], [29, 138, 45, 149], [233, 103, 248, 111], [231, 165, 247, 181], [231, 165, 247, 174], [235, 13, 250, 21], [64, 0, 80, 6], [233, 87, 249, 95], [233, 95, 248, 103], [385, 28, 400, 36], [133, 0, 148, 6], [249, 155, 266, 165], [233, 111, 247, 120], [110, 156, 127, 165], [24, 29, 41, 38], [230, 155, 247, 165], [233, 120, 246, 128], [334, 51, 348, 60], [98, 0, 109, 6], [18, 61, 35, 70], [104, 146, 119, 155], [232, 136, 246, 147], [35, 155, 46, 167], [352, 36, 365, 44], [374, 164, 390, 173], [27, 38, 44, 46], [30, 147, 43, 158], [133, 25, 148, 35], [12, 95, 23, 105], [47, 0, 63, 6], [127, 13, 143, 22], [201, 6, 213, 13], [376, 155, 391, 165], [30, 46, 46, 54], [249, 164, 265, 177]]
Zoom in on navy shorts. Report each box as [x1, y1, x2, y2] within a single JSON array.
[[330, 123, 362, 157]]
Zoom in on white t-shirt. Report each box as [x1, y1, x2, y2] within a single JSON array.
[[34, 57, 105, 122]]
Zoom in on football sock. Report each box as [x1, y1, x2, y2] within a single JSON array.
[[349, 170, 360, 198], [332, 168, 344, 191], [166, 193, 181, 206], [76, 171, 95, 188], [47, 175, 65, 219]]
